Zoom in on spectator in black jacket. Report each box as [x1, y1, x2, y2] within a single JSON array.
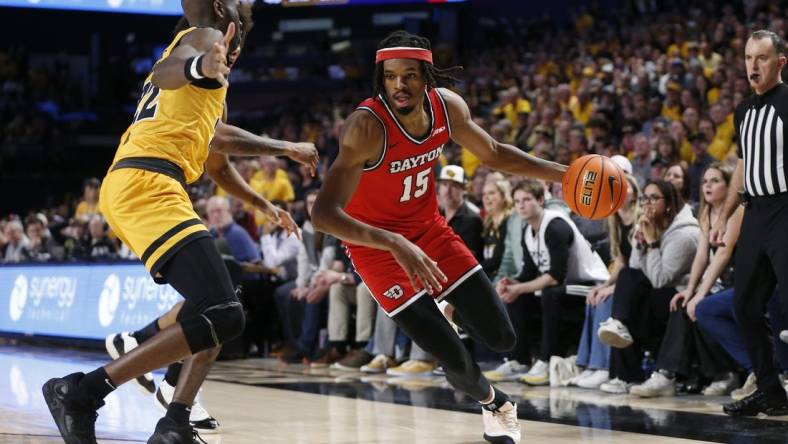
[[438, 165, 483, 260]]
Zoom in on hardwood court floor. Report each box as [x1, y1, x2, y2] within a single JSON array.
[[1, 345, 786, 443]]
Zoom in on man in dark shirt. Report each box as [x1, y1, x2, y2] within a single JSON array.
[[437, 165, 483, 260]]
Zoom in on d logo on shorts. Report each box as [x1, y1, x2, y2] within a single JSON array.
[[383, 285, 404, 300]]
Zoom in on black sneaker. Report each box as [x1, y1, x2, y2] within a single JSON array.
[[104, 332, 156, 394], [147, 417, 206, 444], [723, 390, 788, 417], [42, 372, 104, 444]]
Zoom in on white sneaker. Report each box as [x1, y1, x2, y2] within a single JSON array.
[[569, 369, 595, 386], [629, 372, 676, 398], [520, 360, 549, 386], [156, 379, 220, 434], [597, 318, 634, 349], [780, 330, 788, 344], [702, 372, 739, 396], [731, 373, 757, 401], [482, 401, 521, 443], [600, 378, 632, 394], [549, 356, 579, 387], [577, 370, 610, 389], [484, 360, 529, 382], [104, 332, 155, 394]]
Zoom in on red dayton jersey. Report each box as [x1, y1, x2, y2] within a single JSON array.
[[344, 88, 451, 240], [344, 89, 481, 315]]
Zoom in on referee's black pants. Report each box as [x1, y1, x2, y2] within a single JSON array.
[[734, 193, 788, 398]]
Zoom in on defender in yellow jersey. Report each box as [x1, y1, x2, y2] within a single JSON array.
[[100, 22, 227, 278], [43, 2, 318, 444]]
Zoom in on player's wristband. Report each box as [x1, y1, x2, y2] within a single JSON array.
[[184, 55, 206, 82]]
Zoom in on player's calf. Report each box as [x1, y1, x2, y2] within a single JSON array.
[[104, 332, 156, 394]]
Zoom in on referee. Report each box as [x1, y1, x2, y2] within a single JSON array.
[[711, 30, 788, 417]]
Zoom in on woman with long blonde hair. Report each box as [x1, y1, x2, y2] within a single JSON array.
[[480, 178, 513, 279], [620, 163, 738, 399]]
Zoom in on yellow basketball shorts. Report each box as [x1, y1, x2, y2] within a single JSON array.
[[99, 159, 210, 282]]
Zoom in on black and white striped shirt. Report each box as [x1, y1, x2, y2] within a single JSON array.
[[736, 83, 788, 196]]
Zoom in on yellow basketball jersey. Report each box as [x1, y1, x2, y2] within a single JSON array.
[[112, 27, 227, 184]]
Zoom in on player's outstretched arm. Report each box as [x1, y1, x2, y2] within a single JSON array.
[[311, 110, 397, 250], [151, 23, 236, 90], [205, 150, 299, 239], [311, 110, 447, 294], [440, 88, 567, 182], [211, 121, 319, 176]]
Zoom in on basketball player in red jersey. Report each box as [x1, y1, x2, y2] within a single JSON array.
[[312, 31, 567, 443]]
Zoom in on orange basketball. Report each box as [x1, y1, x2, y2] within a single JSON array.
[[562, 154, 628, 220]]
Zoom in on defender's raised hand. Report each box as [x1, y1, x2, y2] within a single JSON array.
[[201, 22, 235, 87]]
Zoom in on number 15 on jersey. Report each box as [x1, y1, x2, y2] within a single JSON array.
[[400, 169, 431, 203]]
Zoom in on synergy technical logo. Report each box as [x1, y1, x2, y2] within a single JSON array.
[[9, 275, 28, 322], [98, 274, 121, 327]]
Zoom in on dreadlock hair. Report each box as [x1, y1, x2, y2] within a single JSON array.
[[373, 30, 463, 96]]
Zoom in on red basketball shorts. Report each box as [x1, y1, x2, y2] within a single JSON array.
[[346, 220, 481, 317]]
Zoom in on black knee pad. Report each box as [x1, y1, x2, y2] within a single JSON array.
[[203, 300, 246, 345], [180, 300, 245, 353]]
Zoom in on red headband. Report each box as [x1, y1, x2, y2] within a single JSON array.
[[375, 47, 433, 64]]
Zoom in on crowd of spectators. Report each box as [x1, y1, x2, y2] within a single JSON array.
[[2, 0, 787, 400], [0, 45, 99, 146]]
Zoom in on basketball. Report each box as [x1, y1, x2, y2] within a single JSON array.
[[562, 154, 628, 220]]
